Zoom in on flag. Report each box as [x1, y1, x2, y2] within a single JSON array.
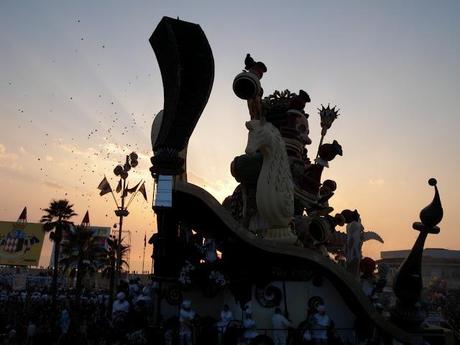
[[81, 211, 90, 227], [126, 180, 141, 194], [98, 176, 112, 196], [138, 182, 147, 201], [17, 207, 27, 222], [116, 179, 122, 193]]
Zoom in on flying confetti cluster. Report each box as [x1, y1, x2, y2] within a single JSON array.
[[2, 16, 161, 270]]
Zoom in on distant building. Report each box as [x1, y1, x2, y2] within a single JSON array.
[[379, 248, 460, 289]]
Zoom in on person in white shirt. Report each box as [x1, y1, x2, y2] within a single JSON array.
[[26, 321, 37, 345], [112, 292, 130, 321], [272, 308, 291, 345], [216, 304, 233, 344], [311, 305, 330, 345], [217, 304, 233, 334], [203, 238, 217, 263], [135, 286, 153, 308], [243, 308, 258, 344], [57, 309, 70, 345], [179, 300, 196, 345]]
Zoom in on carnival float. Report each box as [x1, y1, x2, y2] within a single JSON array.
[[148, 17, 452, 345]]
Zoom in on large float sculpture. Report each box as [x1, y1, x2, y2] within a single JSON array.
[[148, 16, 451, 345], [225, 54, 382, 268]]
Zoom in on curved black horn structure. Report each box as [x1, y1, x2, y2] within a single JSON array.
[[149, 17, 214, 277], [150, 16, 214, 154]]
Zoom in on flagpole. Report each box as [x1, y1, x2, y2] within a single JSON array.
[[101, 175, 119, 208], [101, 152, 140, 293], [125, 191, 138, 210], [110, 189, 120, 209], [125, 180, 143, 209], [116, 156, 130, 276], [142, 232, 146, 274]]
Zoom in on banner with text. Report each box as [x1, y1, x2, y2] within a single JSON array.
[[0, 221, 45, 266]]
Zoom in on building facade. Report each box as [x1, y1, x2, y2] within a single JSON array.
[[379, 248, 460, 289]]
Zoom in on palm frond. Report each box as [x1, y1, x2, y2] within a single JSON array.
[[41, 199, 77, 223]]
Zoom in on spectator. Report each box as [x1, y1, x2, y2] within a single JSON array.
[[112, 292, 130, 320], [311, 305, 330, 345], [179, 300, 196, 345], [57, 308, 70, 345], [26, 320, 36, 345], [243, 308, 258, 344], [272, 307, 291, 345], [217, 304, 233, 335]]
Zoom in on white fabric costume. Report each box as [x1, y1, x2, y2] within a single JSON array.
[[243, 314, 258, 343], [179, 300, 195, 345], [217, 309, 233, 333], [203, 238, 217, 263], [311, 306, 330, 344], [112, 292, 130, 319], [272, 312, 291, 345]]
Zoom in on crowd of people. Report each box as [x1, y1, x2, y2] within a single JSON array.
[[170, 300, 339, 345], [0, 279, 154, 345], [0, 278, 345, 345]]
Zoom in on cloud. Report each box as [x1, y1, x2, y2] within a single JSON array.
[[0, 144, 18, 161], [188, 171, 237, 202], [369, 178, 385, 185], [102, 142, 150, 161], [44, 181, 64, 189], [0, 144, 22, 171], [57, 142, 149, 163], [57, 143, 90, 156]]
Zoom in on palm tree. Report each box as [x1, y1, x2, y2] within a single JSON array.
[[104, 235, 129, 314], [59, 225, 106, 307], [40, 199, 77, 306]]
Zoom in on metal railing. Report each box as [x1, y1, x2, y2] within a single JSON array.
[[185, 325, 359, 345]]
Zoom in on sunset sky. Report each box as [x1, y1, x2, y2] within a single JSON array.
[[1, 1, 459, 272]]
